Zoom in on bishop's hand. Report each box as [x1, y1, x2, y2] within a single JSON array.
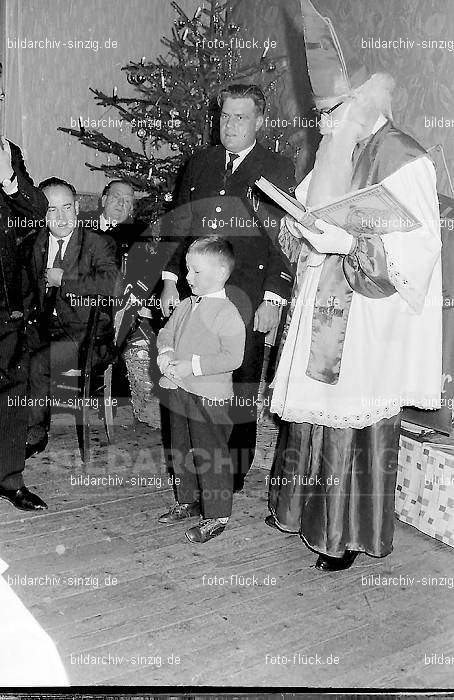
[[299, 219, 356, 255]]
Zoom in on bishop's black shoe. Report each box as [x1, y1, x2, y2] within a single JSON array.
[[315, 550, 359, 572], [265, 515, 280, 530], [0, 485, 48, 511]]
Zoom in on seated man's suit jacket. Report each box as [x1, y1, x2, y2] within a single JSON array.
[[161, 141, 296, 326], [22, 226, 123, 348]]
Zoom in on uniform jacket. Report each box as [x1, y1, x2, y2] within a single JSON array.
[[161, 142, 295, 324]]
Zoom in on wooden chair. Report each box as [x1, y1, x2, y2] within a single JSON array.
[[54, 296, 117, 462]]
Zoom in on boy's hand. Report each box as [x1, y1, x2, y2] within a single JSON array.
[[169, 359, 193, 379], [157, 350, 175, 373]]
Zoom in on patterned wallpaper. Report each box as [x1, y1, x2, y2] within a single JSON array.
[[231, 0, 454, 195]]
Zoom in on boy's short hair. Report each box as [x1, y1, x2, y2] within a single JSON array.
[[187, 236, 235, 275]]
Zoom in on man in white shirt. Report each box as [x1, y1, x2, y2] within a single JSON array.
[[23, 177, 121, 458]]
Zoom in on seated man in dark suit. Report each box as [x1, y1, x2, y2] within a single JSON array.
[[22, 177, 122, 457], [87, 180, 147, 275]]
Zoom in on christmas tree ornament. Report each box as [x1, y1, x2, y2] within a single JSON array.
[[58, 0, 291, 225]]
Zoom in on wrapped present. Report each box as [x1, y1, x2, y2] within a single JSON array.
[[396, 430, 454, 548], [395, 433, 425, 525], [419, 444, 454, 547]]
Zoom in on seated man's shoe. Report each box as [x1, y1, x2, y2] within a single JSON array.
[[0, 485, 48, 511], [158, 501, 200, 525], [185, 518, 227, 543], [315, 550, 359, 572], [25, 434, 48, 460]]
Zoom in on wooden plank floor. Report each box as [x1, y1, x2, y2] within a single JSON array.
[[1, 404, 454, 689]]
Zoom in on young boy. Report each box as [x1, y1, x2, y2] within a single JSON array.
[[156, 236, 246, 543]]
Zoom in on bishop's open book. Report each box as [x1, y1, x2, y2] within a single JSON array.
[[255, 176, 421, 235]]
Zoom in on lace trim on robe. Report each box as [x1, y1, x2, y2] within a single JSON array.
[[271, 396, 439, 429]]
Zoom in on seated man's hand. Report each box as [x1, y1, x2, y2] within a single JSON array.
[[253, 300, 281, 333], [45, 267, 63, 287], [157, 350, 174, 373], [168, 359, 192, 379], [299, 219, 355, 255]]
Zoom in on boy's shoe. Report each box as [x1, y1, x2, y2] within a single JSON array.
[[158, 501, 200, 524], [185, 518, 227, 543]]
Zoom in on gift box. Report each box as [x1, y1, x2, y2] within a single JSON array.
[[395, 433, 425, 525], [395, 430, 454, 548], [419, 444, 454, 547]]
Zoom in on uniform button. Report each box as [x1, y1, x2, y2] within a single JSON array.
[[215, 206, 222, 213], [219, 189, 225, 195], [258, 264, 264, 270]]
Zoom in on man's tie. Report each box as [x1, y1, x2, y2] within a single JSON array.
[[224, 152, 239, 181], [44, 239, 64, 315], [52, 239, 64, 269]]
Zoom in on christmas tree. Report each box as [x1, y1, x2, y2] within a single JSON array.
[[58, 0, 290, 223]]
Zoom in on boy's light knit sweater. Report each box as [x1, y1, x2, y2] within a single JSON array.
[[157, 294, 246, 401]]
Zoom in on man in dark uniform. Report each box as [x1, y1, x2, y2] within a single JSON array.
[[160, 84, 295, 494], [0, 63, 49, 511]]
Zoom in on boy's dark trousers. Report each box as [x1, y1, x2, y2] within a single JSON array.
[[167, 387, 233, 519]]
